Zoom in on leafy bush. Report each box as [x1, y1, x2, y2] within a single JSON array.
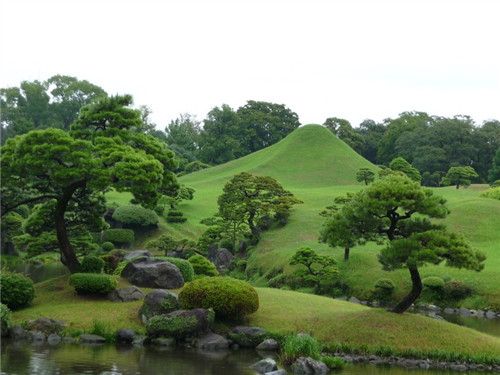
[[281, 333, 323, 365], [113, 258, 136, 276], [320, 356, 346, 370], [0, 272, 35, 309], [188, 255, 218, 277], [423, 276, 445, 291], [103, 229, 135, 245], [443, 280, 473, 300], [80, 255, 105, 273], [179, 277, 259, 320], [480, 187, 500, 200], [1, 303, 12, 336], [101, 241, 115, 252], [491, 180, 500, 188], [155, 256, 194, 282], [112, 205, 159, 227], [372, 278, 395, 303], [166, 210, 187, 223], [69, 273, 117, 295], [100, 254, 121, 274], [218, 238, 234, 252]]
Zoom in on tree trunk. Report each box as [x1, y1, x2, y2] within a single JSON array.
[[54, 180, 86, 273], [390, 264, 422, 313], [344, 247, 350, 261]]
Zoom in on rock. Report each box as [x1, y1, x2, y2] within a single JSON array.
[[132, 335, 146, 346], [291, 357, 329, 375], [251, 358, 277, 374], [9, 325, 27, 340], [443, 307, 456, 314], [485, 310, 497, 318], [229, 326, 267, 348], [265, 371, 287, 375], [28, 331, 46, 342], [116, 329, 135, 343], [146, 308, 214, 339], [24, 317, 65, 335], [427, 304, 441, 312], [108, 286, 145, 302], [138, 289, 180, 323], [79, 334, 107, 344], [123, 250, 152, 260], [122, 257, 184, 289], [62, 337, 76, 343], [47, 333, 61, 345], [348, 297, 360, 304], [214, 248, 234, 272], [195, 332, 229, 350], [458, 308, 471, 316], [449, 364, 467, 372], [256, 338, 280, 351], [151, 337, 176, 346]]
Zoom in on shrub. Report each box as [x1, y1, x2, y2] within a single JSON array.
[[155, 256, 194, 282], [490, 180, 500, 188], [188, 255, 218, 277], [80, 256, 105, 273], [0, 272, 35, 309], [320, 356, 346, 370], [281, 333, 323, 365], [102, 229, 135, 245], [113, 258, 137, 276], [1, 303, 12, 336], [218, 238, 234, 252], [443, 280, 473, 300], [372, 278, 395, 302], [179, 277, 259, 320], [423, 276, 445, 291], [112, 205, 159, 227], [101, 241, 115, 252], [166, 210, 187, 223], [480, 187, 500, 200], [69, 273, 117, 295], [100, 254, 121, 274]]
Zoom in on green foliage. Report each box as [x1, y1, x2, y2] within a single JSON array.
[[184, 160, 211, 174], [373, 278, 395, 302], [491, 180, 500, 187], [443, 280, 474, 300], [68, 273, 117, 295], [1, 303, 12, 335], [188, 255, 218, 277], [289, 247, 338, 293], [480, 187, 500, 200], [422, 276, 445, 291], [281, 333, 323, 365], [0, 211, 24, 250], [88, 319, 115, 343], [0, 272, 35, 309], [99, 254, 120, 274], [178, 277, 259, 320], [488, 146, 500, 183], [166, 210, 187, 223], [101, 241, 115, 252], [442, 166, 479, 189], [112, 205, 159, 227], [146, 314, 199, 338], [79, 255, 105, 274], [147, 235, 197, 257], [320, 356, 346, 370], [390, 157, 422, 183], [113, 258, 137, 276], [155, 256, 194, 282], [356, 167, 375, 185], [323, 117, 365, 154], [102, 229, 135, 245]]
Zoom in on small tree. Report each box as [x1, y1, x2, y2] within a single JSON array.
[[390, 157, 422, 183], [356, 168, 375, 185], [289, 247, 338, 293], [442, 166, 479, 189]]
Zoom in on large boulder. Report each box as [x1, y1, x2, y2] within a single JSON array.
[[195, 332, 229, 350], [146, 308, 214, 339], [228, 326, 267, 348], [250, 358, 278, 373], [138, 289, 180, 323], [24, 318, 65, 335], [291, 357, 329, 375], [121, 257, 184, 289], [214, 248, 234, 272], [108, 286, 145, 302]]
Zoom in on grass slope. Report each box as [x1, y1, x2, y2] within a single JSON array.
[[171, 124, 500, 308]]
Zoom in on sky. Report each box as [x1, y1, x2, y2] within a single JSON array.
[[1, 0, 499, 129]]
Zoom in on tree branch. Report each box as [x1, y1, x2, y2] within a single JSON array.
[[1, 195, 59, 217]]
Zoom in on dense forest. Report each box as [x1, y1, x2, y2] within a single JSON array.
[[2, 75, 500, 186]]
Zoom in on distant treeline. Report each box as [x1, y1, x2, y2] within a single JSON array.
[[2, 76, 499, 184]]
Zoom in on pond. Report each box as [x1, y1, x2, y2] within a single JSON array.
[[0, 342, 493, 375], [6, 261, 69, 284]]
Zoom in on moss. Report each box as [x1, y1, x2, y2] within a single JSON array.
[[146, 315, 198, 338]]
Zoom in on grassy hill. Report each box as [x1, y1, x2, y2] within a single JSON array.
[[170, 124, 500, 309]]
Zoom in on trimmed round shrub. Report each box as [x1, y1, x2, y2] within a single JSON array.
[[103, 229, 135, 245], [443, 280, 473, 300], [373, 278, 395, 302], [112, 205, 159, 227], [1, 303, 12, 336], [101, 241, 115, 252], [179, 277, 259, 320], [166, 210, 187, 223], [423, 276, 445, 291], [80, 255, 105, 273], [0, 272, 35, 309], [155, 256, 194, 282], [100, 254, 121, 274], [69, 273, 117, 295], [188, 255, 218, 277]]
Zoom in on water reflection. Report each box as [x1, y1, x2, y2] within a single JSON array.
[[6, 262, 69, 284]]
